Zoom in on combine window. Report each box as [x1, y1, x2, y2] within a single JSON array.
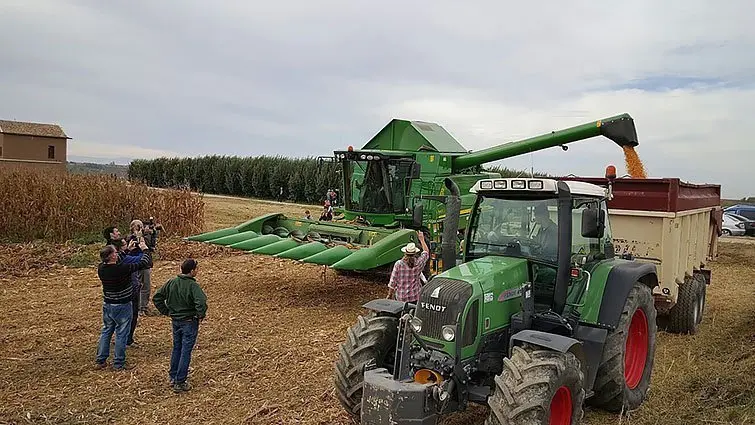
[[343, 158, 414, 214]]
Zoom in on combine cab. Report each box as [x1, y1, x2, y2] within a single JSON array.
[[187, 114, 639, 274]]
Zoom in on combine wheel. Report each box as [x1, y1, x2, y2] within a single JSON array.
[[589, 282, 657, 412], [666, 274, 706, 334], [485, 345, 585, 425], [333, 311, 398, 419]]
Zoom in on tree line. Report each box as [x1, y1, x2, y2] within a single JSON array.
[[127, 155, 545, 205]]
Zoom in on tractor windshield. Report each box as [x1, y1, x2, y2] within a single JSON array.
[[467, 197, 560, 264], [466, 195, 609, 264], [343, 158, 414, 214]]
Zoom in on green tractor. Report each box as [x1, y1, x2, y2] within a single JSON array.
[[186, 114, 639, 276], [334, 175, 658, 424]]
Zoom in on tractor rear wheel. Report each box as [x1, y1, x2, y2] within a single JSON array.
[[333, 311, 398, 419], [485, 344, 585, 425], [666, 274, 706, 334], [589, 282, 657, 412]]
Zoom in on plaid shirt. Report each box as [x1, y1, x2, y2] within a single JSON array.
[[388, 251, 429, 302]]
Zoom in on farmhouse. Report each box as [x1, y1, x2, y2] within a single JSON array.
[[0, 119, 70, 172]]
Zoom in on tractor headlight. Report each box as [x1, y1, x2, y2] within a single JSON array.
[[410, 317, 422, 333], [441, 326, 455, 341]]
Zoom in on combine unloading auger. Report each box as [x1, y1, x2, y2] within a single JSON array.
[[186, 114, 638, 273]]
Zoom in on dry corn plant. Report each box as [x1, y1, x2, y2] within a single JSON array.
[[0, 168, 204, 243]]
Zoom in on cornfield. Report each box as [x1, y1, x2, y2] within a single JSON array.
[[127, 155, 544, 204], [0, 168, 204, 243], [128, 155, 341, 205]]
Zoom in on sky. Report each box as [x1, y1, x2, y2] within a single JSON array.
[[1, 1, 753, 198]]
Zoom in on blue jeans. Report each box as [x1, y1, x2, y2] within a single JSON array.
[[96, 302, 133, 368], [170, 319, 199, 384]]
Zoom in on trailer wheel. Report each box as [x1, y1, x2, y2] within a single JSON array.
[[589, 282, 657, 413], [666, 274, 706, 334], [333, 311, 398, 419], [485, 345, 585, 425]]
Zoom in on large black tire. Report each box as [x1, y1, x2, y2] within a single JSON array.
[[333, 311, 398, 419], [485, 345, 585, 425], [589, 282, 657, 412], [666, 274, 706, 334]]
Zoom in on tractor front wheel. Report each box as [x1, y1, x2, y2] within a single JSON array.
[[666, 274, 707, 334], [333, 311, 398, 419], [589, 282, 657, 412], [485, 344, 585, 425]]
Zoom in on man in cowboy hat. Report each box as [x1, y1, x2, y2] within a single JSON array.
[[387, 231, 430, 303]]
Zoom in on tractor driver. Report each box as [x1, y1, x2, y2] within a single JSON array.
[[533, 203, 558, 260]]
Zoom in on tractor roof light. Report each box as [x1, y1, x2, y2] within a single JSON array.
[[480, 180, 493, 190], [511, 180, 526, 189], [528, 180, 544, 190], [493, 180, 507, 189]]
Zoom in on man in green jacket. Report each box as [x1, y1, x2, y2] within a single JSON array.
[[153, 259, 207, 393]]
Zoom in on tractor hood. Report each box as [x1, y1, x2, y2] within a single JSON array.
[[435, 255, 529, 288], [414, 256, 529, 359]]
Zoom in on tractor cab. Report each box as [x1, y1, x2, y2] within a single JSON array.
[[463, 177, 614, 322]]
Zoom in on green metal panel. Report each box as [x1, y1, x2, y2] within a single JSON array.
[[361, 119, 467, 153], [302, 245, 355, 265], [228, 234, 281, 250], [207, 230, 259, 246], [252, 239, 300, 255], [185, 227, 237, 242], [574, 259, 620, 324], [275, 242, 328, 260]]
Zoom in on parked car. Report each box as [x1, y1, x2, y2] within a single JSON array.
[[725, 212, 755, 236], [722, 213, 746, 236], [725, 204, 755, 219]]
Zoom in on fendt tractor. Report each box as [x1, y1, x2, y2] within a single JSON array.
[[334, 173, 659, 425], [186, 114, 638, 276]]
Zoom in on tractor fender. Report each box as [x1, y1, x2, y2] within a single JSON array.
[[509, 330, 587, 378], [362, 299, 410, 317], [596, 262, 658, 329]]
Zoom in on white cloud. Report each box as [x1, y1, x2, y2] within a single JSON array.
[[0, 0, 754, 198], [68, 141, 180, 161]]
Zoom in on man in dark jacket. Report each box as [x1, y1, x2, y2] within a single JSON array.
[[95, 242, 152, 370], [153, 259, 207, 393]]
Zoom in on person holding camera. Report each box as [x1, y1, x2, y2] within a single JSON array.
[[128, 218, 163, 317], [95, 240, 152, 370]]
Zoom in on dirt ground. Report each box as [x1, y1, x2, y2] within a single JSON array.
[[1, 197, 754, 424]]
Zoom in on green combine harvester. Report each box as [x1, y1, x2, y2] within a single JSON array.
[[186, 114, 638, 275]]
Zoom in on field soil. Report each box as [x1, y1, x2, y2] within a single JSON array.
[[1, 196, 754, 424]]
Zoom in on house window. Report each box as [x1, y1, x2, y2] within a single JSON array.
[[48, 145, 55, 159], [0, 146, 3, 157]]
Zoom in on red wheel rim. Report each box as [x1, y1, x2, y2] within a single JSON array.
[[624, 308, 649, 389], [549, 386, 572, 425]]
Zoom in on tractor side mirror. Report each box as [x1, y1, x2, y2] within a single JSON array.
[[581, 208, 605, 239], [412, 204, 424, 228], [410, 162, 422, 179]]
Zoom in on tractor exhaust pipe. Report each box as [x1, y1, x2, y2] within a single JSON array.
[[442, 178, 461, 272], [553, 182, 573, 315]]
